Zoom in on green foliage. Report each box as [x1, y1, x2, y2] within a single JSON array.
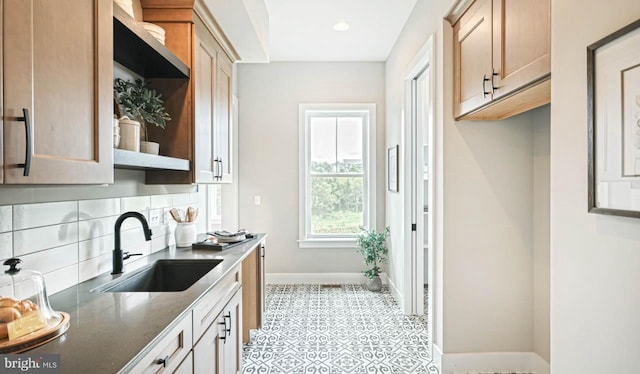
[[309, 161, 365, 234], [356, 227, 390, 280], [114, 78, 171, 141], [312, 210, 362, 234]]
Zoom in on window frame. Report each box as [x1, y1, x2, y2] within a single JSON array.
[[298, 103, 377, 248]]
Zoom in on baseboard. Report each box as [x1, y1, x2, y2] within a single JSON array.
[[441, 351, 549, 374], [266, 272, 388, 285], [385, 274, 403, 311], [433, 343, 443, 369], [531, 354, 550, 374]]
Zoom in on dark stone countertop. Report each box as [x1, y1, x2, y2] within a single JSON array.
[[28, 234, 266, 374]]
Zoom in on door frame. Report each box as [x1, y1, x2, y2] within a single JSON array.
[[402, 33, 435, 339]]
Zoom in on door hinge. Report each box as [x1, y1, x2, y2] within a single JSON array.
[[411, 224, 417, 231]]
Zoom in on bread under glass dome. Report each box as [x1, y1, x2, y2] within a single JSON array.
[[0, 258, 67, 351]]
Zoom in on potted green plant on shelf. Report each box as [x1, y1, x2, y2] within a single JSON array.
[[356, 226, 390, 292], [114, 78, 171, 155]]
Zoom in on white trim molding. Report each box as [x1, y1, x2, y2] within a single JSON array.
[[298, 103, 377, 249], [433, 344, 443, 371], [266, 272, 388, 285], [297, 238, 357, 249], [441, 352, 549, 374], [385, 273, 404, 313]]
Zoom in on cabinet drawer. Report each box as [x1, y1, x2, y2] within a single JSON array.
[[193, 265, 241, 343], [124, 313, 193, 374]]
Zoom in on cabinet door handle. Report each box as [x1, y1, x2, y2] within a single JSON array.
[[218, 320, 227, 343], [16, 108, 32, 176], [156, 355, 169, 368], [219, 158, 224, 179], [224, 312, 231, 333], [491, 69, 499, 93], [214, 158, 221, 180], [482, 75, 490, 98]]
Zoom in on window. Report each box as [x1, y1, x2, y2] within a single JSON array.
[[206, 185, 222, 231], [298, 103, 376, 248]]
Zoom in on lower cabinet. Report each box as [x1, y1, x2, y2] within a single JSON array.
[[193, 289, 242, 374], [174, 353, 193, 374], [223, 289, 242, 374], [122, 239, 265, 374], [126, 314, 193, 373]]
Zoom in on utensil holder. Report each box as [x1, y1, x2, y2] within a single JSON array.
[[175, 222, 197, 247]]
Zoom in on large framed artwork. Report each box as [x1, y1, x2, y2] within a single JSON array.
[[588, 18, 640, 217]]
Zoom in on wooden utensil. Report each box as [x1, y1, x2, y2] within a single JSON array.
[[187, 207, 198, 222], [169, 208, 182, 223]]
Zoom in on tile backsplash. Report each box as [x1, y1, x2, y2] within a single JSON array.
[[0, 191, 206, 295]]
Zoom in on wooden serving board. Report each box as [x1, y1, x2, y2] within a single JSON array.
[[0, 312, 70, 353]]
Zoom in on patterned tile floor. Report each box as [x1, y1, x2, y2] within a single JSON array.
[[242, 284, 439, 374]]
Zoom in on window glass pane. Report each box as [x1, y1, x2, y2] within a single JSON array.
[[337, 117, 363, 173], [310, 116, 336, 173], [206, 185, 222, 231], [310, 176, 363, 234]]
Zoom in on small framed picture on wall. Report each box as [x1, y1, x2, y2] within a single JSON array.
[[388, 145, 399, 192]]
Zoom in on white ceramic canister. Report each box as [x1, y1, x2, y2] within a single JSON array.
[[113, 116, 121, 148], [175, 222, 197, 247], [118, 116, 140, 152]]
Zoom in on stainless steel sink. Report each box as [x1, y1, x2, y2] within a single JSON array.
[[93, 259, 223, 293]]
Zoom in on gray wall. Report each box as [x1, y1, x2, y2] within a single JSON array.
[[551, 0, 640, 372], [237, 62, 385, 273], [533, 105, 550, 362]]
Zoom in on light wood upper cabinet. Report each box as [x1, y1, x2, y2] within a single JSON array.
[[193, 16, 233, 184], [450, 0, 550, 120], [2, 0, 113, 184], [194, 28, 217, 183], [141, 0, 236, 184], [454, 0, 493, 117], [492, 0, 550, 99], [215, 54, 233, 184]]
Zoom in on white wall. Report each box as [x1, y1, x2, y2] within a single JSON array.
[[0, 169, 209, 294], [443, 113, 534, 353], [551, 1, 640, 373], [384, 0, 450, 331], [385, 0, 550, 361], [237, 62, 385, 273]]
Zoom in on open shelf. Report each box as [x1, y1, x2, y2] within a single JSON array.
[[114, 149, 190, 171], [113, 4, 190, 79]]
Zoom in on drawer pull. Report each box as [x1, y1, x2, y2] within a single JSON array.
[[482, 74, 490, 98], [218, 321, 227, 342], [224, 312, 231, 334], [491, 69, 499, 92], [156, 355, 169, 368]]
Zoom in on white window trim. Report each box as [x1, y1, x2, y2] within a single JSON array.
[[298, 103, 377, 249]]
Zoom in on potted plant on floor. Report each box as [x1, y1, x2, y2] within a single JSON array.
[[114, 78, 171, 154], [356, 226, 390, 292]]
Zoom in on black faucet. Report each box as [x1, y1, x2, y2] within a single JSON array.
[[112, 211, 153, 275]]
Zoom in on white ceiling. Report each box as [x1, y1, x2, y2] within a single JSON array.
[[264, 0, 418, 62]]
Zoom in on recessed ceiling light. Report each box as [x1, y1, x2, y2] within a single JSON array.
[[333, 21, 350, 32]]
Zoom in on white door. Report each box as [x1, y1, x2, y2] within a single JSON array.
[[402, 35, 435, 354]]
